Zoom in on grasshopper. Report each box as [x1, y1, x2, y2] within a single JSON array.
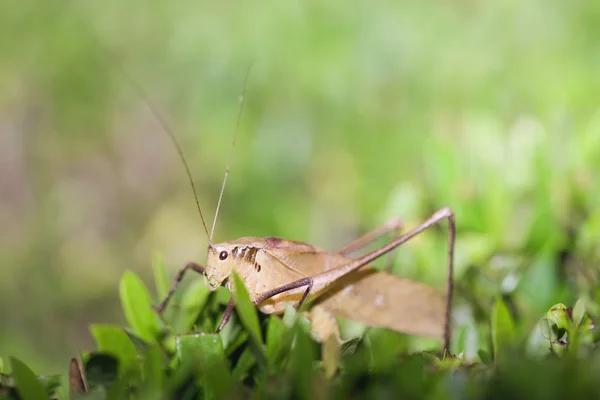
[[108, 55, 455, 355]]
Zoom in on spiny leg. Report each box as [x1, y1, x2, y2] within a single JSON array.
[[361, 208, 454, 353], [337, 217, 403, 256], [216, 296, 235, 333], [154, 262, 205, 313], [285, 207, 455, 354], [356, 208, 455, 353]]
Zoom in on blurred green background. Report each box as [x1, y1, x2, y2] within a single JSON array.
[[1, 0, 600, 376]]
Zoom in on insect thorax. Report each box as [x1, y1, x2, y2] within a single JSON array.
[[228, 245, 263, 294], [231, 245, 261, 272]]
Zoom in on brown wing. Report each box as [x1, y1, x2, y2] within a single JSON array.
[[315, 268, 446, 338], [262, 237, 344, 278], [262, 237, 446, 338]]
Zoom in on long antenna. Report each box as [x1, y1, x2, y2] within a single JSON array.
[[93, 39, 210, 238], [208, 63, 254, 245]]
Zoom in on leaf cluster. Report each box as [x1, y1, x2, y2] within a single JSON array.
[[2, 258, 600, 399]]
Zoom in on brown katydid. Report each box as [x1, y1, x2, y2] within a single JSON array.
[[105, 51, 456, 354]]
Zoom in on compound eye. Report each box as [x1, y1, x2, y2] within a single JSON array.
[[219, 250, 228, 261]]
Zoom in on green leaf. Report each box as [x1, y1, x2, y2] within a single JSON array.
[[232, 272, 263, 346], [266, 316, 285, 361], [76, 386, 108, 400], [139, 346, 165, 399], [224, 330, 249, 357], [366, 329, 409, 370], [38, 374, 61, 397], [478, 349, 492, 364], [218, 309, 242, 351], [539, 318, 553, 340], [105, 377, 132, 400], [152, 252, 170, 301], [119, 270, 163, 343], [518, 254, 558, 313], [454, 233, 495, 280], [124, 329, 151, 355], [266, 315, 298, 371], [10, 357, 47, 400], [231, 347, 255, 381], [176, 334, 233, 399], [287, 325, 318, 398], [214, 286, 232, 305], [546, 303, 569, 340], [175, 279, 212, 333], [85, 353, 119, 389], [491, 298, 516, 362], [456, 324, 469, 354], [572, 298, 586, 327], [90, 324, 141, 377], [340, 337, 361, 357]]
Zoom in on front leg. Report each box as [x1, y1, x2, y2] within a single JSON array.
[[216, 296, 235, 333], [214, 278, 314, 333], [154, 262, 205, 314]]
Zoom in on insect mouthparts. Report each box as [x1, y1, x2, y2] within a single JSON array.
[[207, 275, 220, 290]]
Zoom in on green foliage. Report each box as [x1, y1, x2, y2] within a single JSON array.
[[9, 358, 49, 400], [119, 271, 163, 343], [2, 270, 600, 399], [151, 254, 170, 302], [491, 298, 516, 363], [175, 334, 234, 399], [539, 300, 595, 358], [232, 272, 263, 348]]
